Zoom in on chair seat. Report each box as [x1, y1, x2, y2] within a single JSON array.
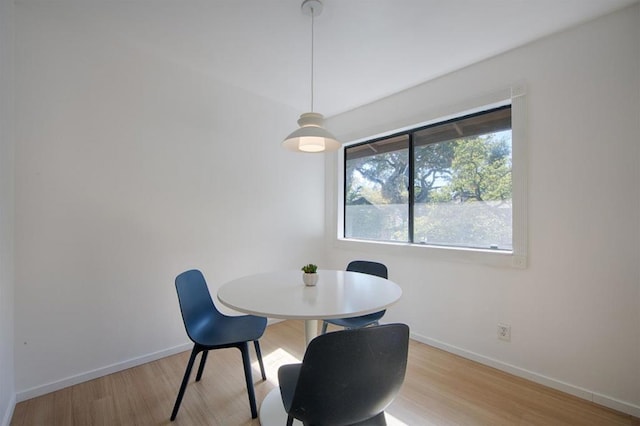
[[324, 310, 385, 329], [190, 313, 266, 347]]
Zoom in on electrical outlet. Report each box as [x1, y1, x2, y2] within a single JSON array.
[[497, 323, 511, 341], [512, 255, 527, 268]]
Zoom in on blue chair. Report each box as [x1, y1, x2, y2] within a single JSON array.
[[170, 269, 267, 421], [279, 323, 410, 426], [321, 260, 388, 334]]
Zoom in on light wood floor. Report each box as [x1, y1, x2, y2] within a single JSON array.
[[11, 320, 639, 426]]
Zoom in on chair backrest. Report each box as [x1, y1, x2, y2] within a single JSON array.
[[175, 269, 221, 344], [289, 323, 409, 425], [346, 260, 388, 279]]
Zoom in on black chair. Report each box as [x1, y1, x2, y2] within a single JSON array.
[[170, 269, 267, 421], [278, 323, 410, 426], [321, 260, 389, 334]]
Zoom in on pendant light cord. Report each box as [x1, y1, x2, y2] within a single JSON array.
[[310, 5, 315, 112]]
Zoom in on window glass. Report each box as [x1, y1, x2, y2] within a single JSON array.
[[345, 135, 409, 242], [344, 106, 512, 251]]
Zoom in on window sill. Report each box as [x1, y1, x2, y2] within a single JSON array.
[[334, 237, 526, 269]]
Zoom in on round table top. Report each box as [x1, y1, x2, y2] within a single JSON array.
[[217, 269, 402, 320]]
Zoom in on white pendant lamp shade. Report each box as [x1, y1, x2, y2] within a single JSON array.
[[282, 112, 340, 153], [282, 0, 339, 153]]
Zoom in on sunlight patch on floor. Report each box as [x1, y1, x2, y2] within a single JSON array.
[[385, 413, 409, 426], [255, 347, 301, 384]]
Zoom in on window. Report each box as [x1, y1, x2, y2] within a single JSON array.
[[344, 105, 513, 251]]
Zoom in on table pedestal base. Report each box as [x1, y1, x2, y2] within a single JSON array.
[[304, 319, 318, 346], [259, 388, 302, 426]]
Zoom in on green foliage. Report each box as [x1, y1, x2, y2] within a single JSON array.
[[347, 151, 409, 205], [414, 140, 457, 203], [301, 264, 318, 273], [346, 133, 511, 207], [447, 136, 511, 202]]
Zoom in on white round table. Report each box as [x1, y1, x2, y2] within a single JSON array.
[[217, 269, 402, 425]]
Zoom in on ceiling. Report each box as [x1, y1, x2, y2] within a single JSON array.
[[19, 0, 638, 116]]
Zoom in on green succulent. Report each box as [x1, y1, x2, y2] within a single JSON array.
[[301, 264, 318, 273]]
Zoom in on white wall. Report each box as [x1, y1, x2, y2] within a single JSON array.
[[0, 0, 16, 423], [14, 4, 326, 398], [326, 4, 640, 416]]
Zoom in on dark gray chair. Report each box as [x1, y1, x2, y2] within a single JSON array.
[[170, 269, 267, 421], [278, 323, 410, 426], [321, 260, 388, 334]]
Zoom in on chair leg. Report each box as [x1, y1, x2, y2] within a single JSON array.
[[321, 321, 328, 334], [170, 346, 199, 421], [239, 342, 258, 419], [286, 414, 294, 426], [254, 340, 266, 380], [195, 350, 209, 382]]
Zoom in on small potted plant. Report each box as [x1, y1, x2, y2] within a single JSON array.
[[301, 263, 319, 286]]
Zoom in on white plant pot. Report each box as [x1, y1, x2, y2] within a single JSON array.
[[302, 272, 318, 286]]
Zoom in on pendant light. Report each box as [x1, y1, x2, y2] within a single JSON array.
[[282, 0, 340, 153]]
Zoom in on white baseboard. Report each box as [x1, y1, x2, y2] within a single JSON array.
[[411, 331, 640, 418], [16, 342, 192, 403], [15, 321, 284, 403], [1, 394, 15, 426]]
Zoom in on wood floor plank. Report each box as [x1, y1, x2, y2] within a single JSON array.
[[11, 321, 639, 425]]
